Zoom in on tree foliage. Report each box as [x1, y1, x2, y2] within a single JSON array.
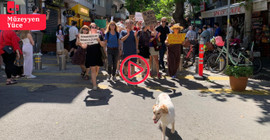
[[125, 0, 202, 24]]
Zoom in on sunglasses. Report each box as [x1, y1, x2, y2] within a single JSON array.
[[162, 21, 166, 23], [110, 24, 116, 26], [83, 28, 89, 31], [91, 26, 97, 29]]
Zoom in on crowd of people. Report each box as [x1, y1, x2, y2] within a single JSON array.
[[0, 12, 227, 90]]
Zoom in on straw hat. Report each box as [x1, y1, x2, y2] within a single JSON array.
[[81, 25, 90, 30], [170, 24, 183, 31]]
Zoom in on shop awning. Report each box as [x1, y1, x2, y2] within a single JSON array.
[[202, 0, 269, 18], [15, 0, 25, 5], [201, 2, 245, 18], [71, 4, 90, 17]]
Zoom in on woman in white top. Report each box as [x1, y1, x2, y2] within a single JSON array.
[[20, 30, 35, 78], [56, 24, 65, 64]]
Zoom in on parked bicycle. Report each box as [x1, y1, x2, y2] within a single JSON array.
[[183, 44, 195, 68], [207, 41, 262, 74]]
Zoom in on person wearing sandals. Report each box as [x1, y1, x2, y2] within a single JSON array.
[[165, 24, 183, 78], [137, 22, 151, 77], [149, 25, 161, 79], [80, 23, 106, 90], [20, 30, 36, 79], [72, 25, 89, 79], [0, 30, 22, 85], [104, 21, 121, 81]]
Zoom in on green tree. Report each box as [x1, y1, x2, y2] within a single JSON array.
[[125, 0, 153, 15], [125, 0, 202, 25], [153, 0, 175, 22]]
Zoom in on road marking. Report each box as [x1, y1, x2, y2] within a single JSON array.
[[200, 89, 270, 95]]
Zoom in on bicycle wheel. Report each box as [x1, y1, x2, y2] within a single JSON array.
[[252, 57, 262, 75], [207, 54, 227, 73], [183, 47, 195, 68]]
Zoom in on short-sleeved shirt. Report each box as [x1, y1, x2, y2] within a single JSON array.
[[69, 26, 78, 41], [32, 13, 40, 32], [201, 30, 210, 44], [156, 25, 170, 43], [214, 27, 221, 36], [56, 30, 64, 43], [120, 30, 137, 56], [105, 32, 119, 48], [185, 30, 197, 41]]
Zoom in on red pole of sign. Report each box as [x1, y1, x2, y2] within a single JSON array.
[[198, 39, 204, 76]]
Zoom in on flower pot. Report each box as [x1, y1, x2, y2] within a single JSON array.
[[229, 76, 248, 92]]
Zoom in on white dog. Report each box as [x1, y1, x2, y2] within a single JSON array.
[[153, 93, 175, 140]]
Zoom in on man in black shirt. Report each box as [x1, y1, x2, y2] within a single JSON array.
[[156, 17, 170, 71]]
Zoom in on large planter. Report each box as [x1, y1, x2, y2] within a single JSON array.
[[229, 76, 248, 92]]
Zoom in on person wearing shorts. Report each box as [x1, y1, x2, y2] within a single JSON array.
[[120, 19, 139, 79], [149, 25, 161, 78]]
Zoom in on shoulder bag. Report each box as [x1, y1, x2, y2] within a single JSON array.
[[2, 31, 14, 54]]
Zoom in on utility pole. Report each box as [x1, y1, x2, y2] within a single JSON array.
[[226, 0, 230, 66]]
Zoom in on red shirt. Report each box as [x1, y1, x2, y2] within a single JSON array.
[[0, 30, 22, 55], [134, 26, 140, 32]]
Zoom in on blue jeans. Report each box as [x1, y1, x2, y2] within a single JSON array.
[[159, 43, 167, 69]]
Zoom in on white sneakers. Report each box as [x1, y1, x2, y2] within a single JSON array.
[[26, 75, 36, 79]]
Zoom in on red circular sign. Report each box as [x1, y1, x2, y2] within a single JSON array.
[[120, 55, 150, 85]]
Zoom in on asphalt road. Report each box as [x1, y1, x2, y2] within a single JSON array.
[[0, 55, 269, 140]]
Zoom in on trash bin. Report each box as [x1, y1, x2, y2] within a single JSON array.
[[34, 54, 42, 70], [59, 55, 66, 70]]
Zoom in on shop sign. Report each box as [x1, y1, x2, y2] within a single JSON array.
[[63, 10, 75, 17], [202, 5, 245, 18], [80, 8, 89, 16], [253, 0, 267, 12], [200, 2, 205, 12], [214, 6, 242, 16]]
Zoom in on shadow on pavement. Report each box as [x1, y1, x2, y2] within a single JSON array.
[[84, 89, 113, 106], [200, 89, 270, 124], [169, 89, 182, 98], [109, 80, 155, 100], [131, 85, 155, 100], [172, 78, 208, 90], [0, 87, 85, 118], [159, 125, 183, 140], [144, 79, 175, 93]]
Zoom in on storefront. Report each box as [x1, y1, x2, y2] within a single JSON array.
[[202, 0, 270, 57], [45, 0, 65, 34], [252, 1, 270, 57], [69, 4, 91, 28]]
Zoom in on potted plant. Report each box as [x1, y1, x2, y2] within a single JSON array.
[[224, 66, 253, 92]]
